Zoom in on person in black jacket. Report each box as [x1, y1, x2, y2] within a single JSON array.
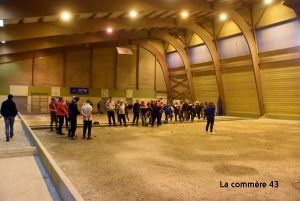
[[151, 100, 163, 127], [132, 100, 140, 126], [189, 101, 196, 122], [68, 96, 80, 140], [1, 94, 18, 142]]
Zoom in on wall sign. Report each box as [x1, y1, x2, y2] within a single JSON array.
[[70, 87, 89, 94], [116, 47, 133, 55]]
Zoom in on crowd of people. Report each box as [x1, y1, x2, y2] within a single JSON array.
[[48, 96, 217, 141], [0, 94, 216, 142], [105, 97, 217, 134], [49, 96, 92, 140]]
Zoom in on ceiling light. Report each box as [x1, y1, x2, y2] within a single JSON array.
[[61, 12, 71, 20], [1, 41, 5, 44], [220, 14, 227, 20], [181, 12, 188, 18], [265, 0, 272, 3], [107, 28, 113, 33], [130, 11, 137, 17], [0, 20, 3, 27]]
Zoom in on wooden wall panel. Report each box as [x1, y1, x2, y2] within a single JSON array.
[[201, 21, 214, 36], [213, 20, 225, 39], [116, 46, 137, 89], [147, 39, 165, 59], [237, 8, 252, 26], [0, 59, 32, 86], [260, 59, 300, 119], [255, 3, 296, 28], [138, 47, 155, 90], [92, 48, 116, 89], [155, 60, 167, 91], [34, 54, 63, 86], [222, 66, 260, 117], [65, 50, 90, 88], [167, 44, 176, 53], [218, 20, 242, 39], [193, 71, 219, 104], [189, 34, 204, 47]]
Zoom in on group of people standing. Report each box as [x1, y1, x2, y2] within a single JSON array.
[[106, 97, 216, 134], [105, 97, 130, 127], [106, 97, 165, 128], [49, 96, 93, 140], [1, 94, 216, 143]]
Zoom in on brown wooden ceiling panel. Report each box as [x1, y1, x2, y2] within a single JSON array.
[[3, 19, 20, 25], [23, 17, 40, 23], [43, 16, 59, 22]]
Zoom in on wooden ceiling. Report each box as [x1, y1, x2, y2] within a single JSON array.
[[0, 0, 287, 53]]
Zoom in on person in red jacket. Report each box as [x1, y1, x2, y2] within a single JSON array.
[[56, 97, 68, 135], [49, 98, 58, 132]]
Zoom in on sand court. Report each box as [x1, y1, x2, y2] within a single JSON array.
[[20, 114, 300, 201]]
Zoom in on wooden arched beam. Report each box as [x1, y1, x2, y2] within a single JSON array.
[[131, 39, 173, 100], [176, 19, 226, 112], [214, 2, 265, 116], [150, 30, 195, 101]]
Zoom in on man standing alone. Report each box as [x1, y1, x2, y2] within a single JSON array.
[[205, 102, 216, 135], [81, 99, 93, 140], [1, 94, 18, 142]]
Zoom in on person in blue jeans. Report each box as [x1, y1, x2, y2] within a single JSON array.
[[205, 101, 216, 135], [1, 94, 18, 142]]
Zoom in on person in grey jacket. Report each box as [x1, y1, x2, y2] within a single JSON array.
[[1, 94, 18, 142]]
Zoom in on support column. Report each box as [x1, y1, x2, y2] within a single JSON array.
[[63, 50, 66, 87], [214, 2, 265, 116], [131, 39, 173, 100], [151, 30, 196, 101], [176, 20, 226, 112], [32, 55, 35, 86]]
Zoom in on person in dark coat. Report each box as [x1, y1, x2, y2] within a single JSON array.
[[205, 101, 216, 135], [195, 101, 201, 120], [151, 100, 162, 127], [97, 101, 101, 114], [68, 96, 81, 140], [1, 94, 18, 142], [132, 100, 140, 126], [182, 100, 189, 121]]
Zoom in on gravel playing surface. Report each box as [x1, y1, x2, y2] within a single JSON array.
[[28, 115, 300, 201]]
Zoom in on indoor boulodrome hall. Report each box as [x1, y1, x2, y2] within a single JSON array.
[[0, 0, 300, 200]]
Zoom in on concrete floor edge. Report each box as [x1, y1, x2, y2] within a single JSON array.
[[33, 155, 63, 201], [19, 113, 84, 201]]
